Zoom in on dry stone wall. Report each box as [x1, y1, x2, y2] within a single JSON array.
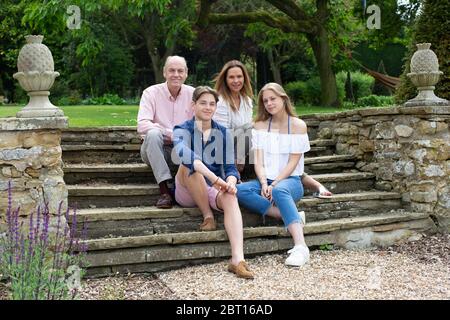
[[0, 117, 68, 219], [302, 105, 450, 232]]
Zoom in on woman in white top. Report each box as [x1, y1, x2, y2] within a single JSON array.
[[236, 83, 310, 267], [213, 60, 332, 197], [213, 60, 254, 174]]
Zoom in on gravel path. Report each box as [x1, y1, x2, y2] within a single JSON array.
[[1, 234, 449, 300]]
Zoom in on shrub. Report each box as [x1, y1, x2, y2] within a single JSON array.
[[336, 71, 375, 101], [286, 76, 345, 106], [56, 91, 82, 106], [0, 181, 88, 300], [124, 96, 140, 105], [357, 94, 395, 107], [285, 81, 308, 105], [82, 93, 126, 105]]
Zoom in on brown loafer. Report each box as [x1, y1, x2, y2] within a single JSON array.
[[199, 217, 216, 231], [156, 193, 173, 209], [228, 260, 254, 279]]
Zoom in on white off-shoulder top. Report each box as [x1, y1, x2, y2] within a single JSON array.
[[252, 129, 310, 180]]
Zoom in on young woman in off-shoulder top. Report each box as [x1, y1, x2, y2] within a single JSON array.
[[236, 83, 311, 267]]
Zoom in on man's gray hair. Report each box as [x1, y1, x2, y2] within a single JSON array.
[[163, 56, 188, 72]]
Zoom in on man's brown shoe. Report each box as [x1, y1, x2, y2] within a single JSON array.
[[156, 193, 173, 209], [199, 217, 216, 231], [228, 261, 254, 279]]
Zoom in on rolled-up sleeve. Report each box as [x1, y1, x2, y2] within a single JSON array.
[[223, 128, 240, 180], [173, 126, 202, 174]]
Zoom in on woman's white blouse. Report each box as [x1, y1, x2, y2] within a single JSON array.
[[252, 129, 310, 180], [213, 96, 253, 129]]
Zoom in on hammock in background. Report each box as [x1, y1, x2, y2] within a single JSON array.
[[352, 58, 401, 90]]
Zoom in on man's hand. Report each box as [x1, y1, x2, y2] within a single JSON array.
[[163, 128, 173, 145], [163, 135, 173, 145]]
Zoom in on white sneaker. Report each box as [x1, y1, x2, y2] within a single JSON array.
[[298, 211, 306, 225], [285, 245, 310, 267]]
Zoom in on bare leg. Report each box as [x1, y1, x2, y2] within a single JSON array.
[[287, 222, 306, 247], [266, 206, 306, 246], [176, 165, 214, 220], [265, 205, 282, 219], [301, 175, 322, 192], [217, 192, 245, 265], [302, 175, 332, 196]]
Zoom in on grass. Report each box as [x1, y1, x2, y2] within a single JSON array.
[[0, 105, 139, 127], [1, 104, 389, 127]]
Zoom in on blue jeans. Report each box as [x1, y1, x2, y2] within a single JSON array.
[[237, 176, 304, 227]]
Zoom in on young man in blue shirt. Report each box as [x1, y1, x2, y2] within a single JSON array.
[[172, 86, 254, 279]]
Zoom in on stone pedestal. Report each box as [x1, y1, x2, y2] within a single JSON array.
[[0, 117, 68, 222]]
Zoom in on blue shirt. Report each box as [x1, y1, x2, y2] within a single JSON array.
[[173, 117, 240, 185]]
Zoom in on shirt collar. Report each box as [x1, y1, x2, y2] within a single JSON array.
[[190, 117, 220, 131], [164, 82, 183, 101]]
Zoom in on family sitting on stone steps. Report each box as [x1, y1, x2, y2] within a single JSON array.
[[138, 56, 333, 279]]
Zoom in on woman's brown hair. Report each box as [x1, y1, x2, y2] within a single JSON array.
[[213, 60, 253, 112], [255, 82, 297, 122]]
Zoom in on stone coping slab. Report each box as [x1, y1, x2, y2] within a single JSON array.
[[398, 105, 450, 115], [0, 117, 68, 130]]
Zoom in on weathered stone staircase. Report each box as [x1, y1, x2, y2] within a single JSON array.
[[62, 125, 436, 277]]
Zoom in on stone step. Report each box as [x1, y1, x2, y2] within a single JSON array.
[[63, 155, 358, 184], [67, 171, 376, 209], [62, 127, 139, 145], [303, 155, 356, 174], [62, 126, 330, 146], [62, 139, 336, 164], [81, 211, 436, 277], [70, 190, 402, 238]]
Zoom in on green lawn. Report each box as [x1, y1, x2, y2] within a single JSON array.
[[0, 105, 139, 127], [0, 104, 377, 127]]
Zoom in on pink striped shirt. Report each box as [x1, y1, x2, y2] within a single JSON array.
[[137, 82, 195, 138]]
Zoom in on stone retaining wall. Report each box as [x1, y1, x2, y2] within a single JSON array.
[[0, 117, 68, 219], [302, 105, 450, 231]]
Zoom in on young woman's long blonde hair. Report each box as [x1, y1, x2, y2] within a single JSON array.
[[255, 82, 297, 122], [213, 60, 253, 112]]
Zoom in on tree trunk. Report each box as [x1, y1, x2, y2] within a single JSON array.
[[307, 26, 340, 107], [141, 13, 176, 85], [267, 48, 283, 85], [256, 51, 273, 91]]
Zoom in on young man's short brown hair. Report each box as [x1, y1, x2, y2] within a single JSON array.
[[192, 86, 219, 103]]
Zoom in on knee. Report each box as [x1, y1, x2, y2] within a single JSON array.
[[272, 186, 289, 200], [236, 184, 252, 197], [219, 192, 238, 207], [145, 129, 163, 143]]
